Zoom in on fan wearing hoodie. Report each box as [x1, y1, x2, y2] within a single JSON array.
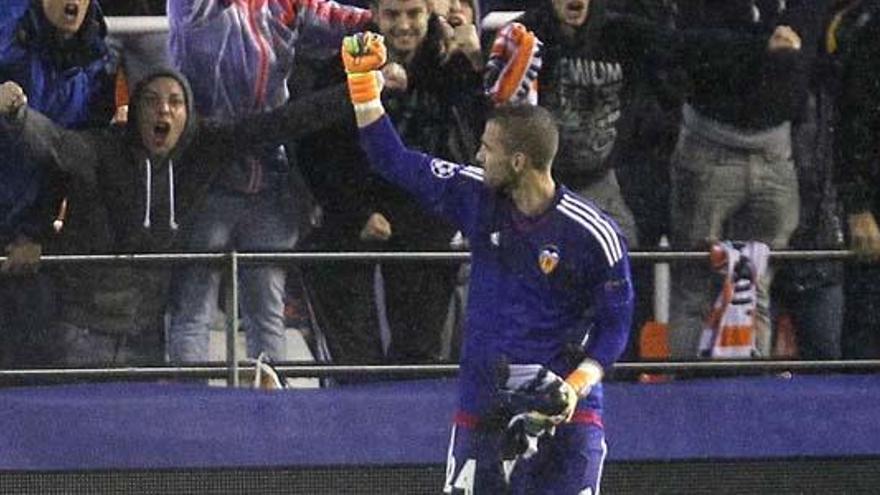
[[0, 70, 353, 365], [166, 0, 371, 365], [0, 0, 115, 368]]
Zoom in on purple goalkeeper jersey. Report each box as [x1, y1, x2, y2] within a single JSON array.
[[360, 116, 633, 418]]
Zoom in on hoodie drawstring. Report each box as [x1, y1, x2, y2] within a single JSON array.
[[143, 158, 179, 231], [143, 158, 152, 229], [168, 160, 179, 231]]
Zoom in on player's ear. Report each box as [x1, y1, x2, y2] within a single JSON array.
[[511, 151, 528, 173]]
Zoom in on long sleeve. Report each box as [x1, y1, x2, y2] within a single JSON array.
[[284, 0, 371, 57], [167, 0, 221, 24], [2, 107, 100, 188], [199, 84, 354, 160], [169, 0, 368, 119], [358, 115, 485, 236], [0, 3, 114, 128], [674, 9, 808, 130], [583, 256, 634, 370], [835, 19, 880, 215], [26, 53, 114, 128], [0, 5, 29, 68]]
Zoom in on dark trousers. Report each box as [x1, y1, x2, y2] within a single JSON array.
[[381, 261, 458, 364], [843, 263, 880, 359], [775, 281, 843, 360], [0, 273, 58, 368], [301, 261, 384, 366]]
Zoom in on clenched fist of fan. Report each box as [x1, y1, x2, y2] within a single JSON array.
[[484, 22, 542, 105], [341, 32, 388, 110], [0, 81, 27, 117]]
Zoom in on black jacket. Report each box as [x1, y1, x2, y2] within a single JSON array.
[[827, 0, 880, 216], [517, 1, 666, 187], [675, 0, 810, 130]]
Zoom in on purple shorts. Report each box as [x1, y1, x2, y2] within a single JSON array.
[[443, 410, 608, 495]]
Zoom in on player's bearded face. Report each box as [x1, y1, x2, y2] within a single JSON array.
[[477, 122, 519, 190], [374, 0, 429, 62]]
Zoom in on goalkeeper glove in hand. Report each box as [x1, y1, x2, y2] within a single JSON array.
[[501, 412, 556, 460], [564, 358, 603, 399], [341, 32, 387, 110], [522, 358, 603, 426], [498, 363, 577, 425]]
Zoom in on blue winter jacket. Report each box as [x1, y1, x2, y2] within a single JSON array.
[[0, 0, 113, 243]]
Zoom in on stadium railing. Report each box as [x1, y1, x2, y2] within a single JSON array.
[[2, 248, 878, 386]]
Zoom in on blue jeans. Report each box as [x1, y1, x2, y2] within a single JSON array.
[[167, 189, 298, 363], [780, 284, 843, 360], [843, 263, 880, 359]]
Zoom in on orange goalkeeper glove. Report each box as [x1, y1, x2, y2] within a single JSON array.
[[341, 32, 387, 109]]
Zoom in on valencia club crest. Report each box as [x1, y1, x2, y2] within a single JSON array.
[[538, 245, 560, 274]]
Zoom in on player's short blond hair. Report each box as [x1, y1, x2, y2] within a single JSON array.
[[489, 103, 559, 171]]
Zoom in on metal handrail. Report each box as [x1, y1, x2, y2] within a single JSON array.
[[1, 359, 878, 383], [0, 248, 863, 385], [0, 248, 859, 265]]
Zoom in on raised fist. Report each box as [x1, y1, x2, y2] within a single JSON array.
[[484, 23, 543, 105], [439, 17, 481, 63], [360, 212, 392, 241], [0, 81, 27, 117], [341, 32, 388, 74], [768, 25, 801, 51], [381, 62, 408, 92]]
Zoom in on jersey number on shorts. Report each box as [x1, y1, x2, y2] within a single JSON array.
[[443, 457, 476, 494]]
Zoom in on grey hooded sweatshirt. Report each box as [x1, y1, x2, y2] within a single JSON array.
[[3, 68, 351, 337]]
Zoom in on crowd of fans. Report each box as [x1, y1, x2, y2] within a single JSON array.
[[0, 0, 878, 371]]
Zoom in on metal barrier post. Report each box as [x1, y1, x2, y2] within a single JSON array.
[[225, 251, 240, 387]]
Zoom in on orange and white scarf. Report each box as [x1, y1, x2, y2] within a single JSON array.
[[698, 241, 770, 358]]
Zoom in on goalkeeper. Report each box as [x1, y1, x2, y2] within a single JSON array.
[[342, 31, 633, 495]]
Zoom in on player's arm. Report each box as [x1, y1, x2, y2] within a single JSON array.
[[341, 33, 388, 128], [552, 252, 634, 424], [342, 33, 484, 234], [574, 256, 634, 387]]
